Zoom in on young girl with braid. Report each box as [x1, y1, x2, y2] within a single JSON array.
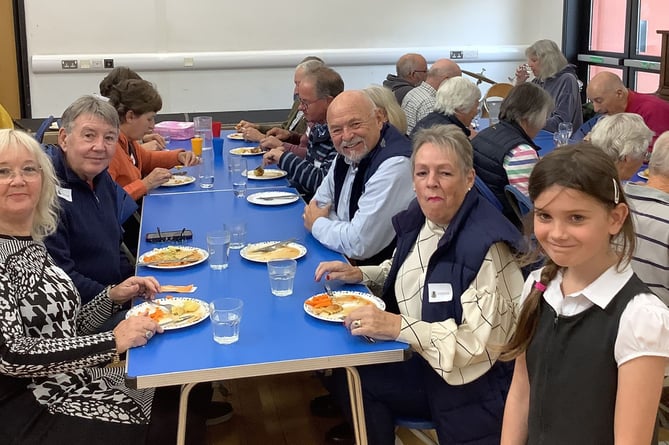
[[500, 143, 669, 445]]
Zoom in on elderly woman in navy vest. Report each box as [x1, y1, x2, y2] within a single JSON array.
[[411, 76, 481, 140], [471, 83, 554, 226], [315, 124, 525, 445]]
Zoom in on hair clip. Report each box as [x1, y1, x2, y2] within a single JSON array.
[[612, 178, 620, 205], [533, 281, 547, 292]]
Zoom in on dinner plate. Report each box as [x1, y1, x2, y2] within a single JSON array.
[[126, 297, 210, 330], [304, 291, 386, 322], [161, 175, 196, 187], [638, 168, 649, 180], [227, 132, 245, 140], [239, 241, 307, 263], [243, 169, 287, 180], [247, 191, 300, 206], [229, 147, 264, 156], [138, 246, 209, 269]]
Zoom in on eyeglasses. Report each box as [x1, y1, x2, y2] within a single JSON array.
[[299, 96, 327, 109], [412, 70, 427, 74], [0, 165, 42, 184]]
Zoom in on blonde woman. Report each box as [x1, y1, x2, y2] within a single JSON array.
[[515, 39, 583, 133]]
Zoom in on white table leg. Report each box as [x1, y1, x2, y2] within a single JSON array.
[[345, 366, 367, 445], [176, 382, 197, 445]]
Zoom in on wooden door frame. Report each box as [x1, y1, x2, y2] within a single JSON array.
[[0, 0, 30, 118]]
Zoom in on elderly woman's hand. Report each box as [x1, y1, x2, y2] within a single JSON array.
[[142, 168, 172, 190], [142, 133, 166, 149], [177, 151, 199, 166], [109, 276, 160, 304], [314, 261, 363, 283], [113, 316, 163, 354], [344, 306, 401, 341]]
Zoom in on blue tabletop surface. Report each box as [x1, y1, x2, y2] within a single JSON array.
[[151, 130, 290, 195], [126, 190, 408, 388]]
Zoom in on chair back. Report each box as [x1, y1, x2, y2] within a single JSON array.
[[481, 83, 513, 118], [395, 416, 438, 445], [504, 184, 532, 222], [34, 116, 56, 143], [474, 176, 504, 212]]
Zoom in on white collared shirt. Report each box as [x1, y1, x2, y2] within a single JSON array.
[[522, 265, 669, 370]]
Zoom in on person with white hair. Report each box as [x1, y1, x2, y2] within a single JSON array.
[[410, 76, 480, 139], [623, 131, 669, 304], [515, 39, 583, 132], [588, 112, 654, 181]]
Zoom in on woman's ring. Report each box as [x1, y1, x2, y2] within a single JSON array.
[[145, 330, 153, 339], [351, 319, 362, 329]]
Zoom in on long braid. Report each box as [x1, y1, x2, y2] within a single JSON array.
[[500, 260, 560, 360]]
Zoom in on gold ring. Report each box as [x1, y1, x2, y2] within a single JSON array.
[[351, 319, 362, 329], [145, 330, 153, 339]]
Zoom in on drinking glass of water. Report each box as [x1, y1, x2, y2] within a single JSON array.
[[230, 156, 247, 198], [206, 229, 230, 270], [209, 298, 243, 344], [267, 259, 297, 297], [558, 122, 573, 139]]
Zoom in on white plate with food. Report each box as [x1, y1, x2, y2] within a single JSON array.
[[227, 132, 245, 140], [247, 191, 300, 206], [240, 241, 307, 262], [138, 246, 209, 269], [230, 146, 264, 156], [304, 291, 386, 322], [638, 168, 649, 180], [127, 297, 209, 330], [243, 168, 287, 180], [161, 175, 196, 187]]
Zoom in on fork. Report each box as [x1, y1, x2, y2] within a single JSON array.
[[324, 283, 376, 344], [141, 298, 176, 311]]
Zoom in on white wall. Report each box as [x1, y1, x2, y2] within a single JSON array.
[[25, 0, 563, 117]]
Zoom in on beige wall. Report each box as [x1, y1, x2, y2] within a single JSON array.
[[0, 0, 20, 118]]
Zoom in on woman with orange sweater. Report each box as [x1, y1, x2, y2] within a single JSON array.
[[107, 79, 198, 200]]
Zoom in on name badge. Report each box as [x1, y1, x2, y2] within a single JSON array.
[[428, 283, 453, 303], [57, 186, 72, 202]]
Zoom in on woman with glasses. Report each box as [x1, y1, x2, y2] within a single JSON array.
[[0, 129, 208, 444]]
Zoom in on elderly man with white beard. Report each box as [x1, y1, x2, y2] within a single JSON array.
[[303, 90, 414, 265]]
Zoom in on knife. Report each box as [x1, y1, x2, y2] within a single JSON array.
[[251, 238, 297, 253], [255, 194, 297, 201]]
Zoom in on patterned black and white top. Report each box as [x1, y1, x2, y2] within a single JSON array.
[[0, 235, 153, 424]]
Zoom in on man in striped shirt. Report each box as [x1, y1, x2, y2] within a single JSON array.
[[262, 66, 343, 200]]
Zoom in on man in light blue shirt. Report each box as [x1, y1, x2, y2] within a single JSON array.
[[303, 90, 414, 264]]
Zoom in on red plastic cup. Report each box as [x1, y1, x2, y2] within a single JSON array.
[[212, 121, 222, 138]]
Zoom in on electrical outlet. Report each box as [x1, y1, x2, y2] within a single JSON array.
[[92, 59, 103, 69], [79, 59, 91, 69], [104, 59, 114, 69], [61, 59, 78, 70], [450, 50, 463, 60], [464, 49, 479, 59]]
